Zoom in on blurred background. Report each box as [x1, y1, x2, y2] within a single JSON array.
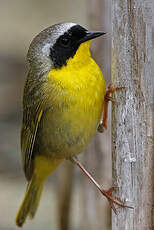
[[0, 0, 112, 229]]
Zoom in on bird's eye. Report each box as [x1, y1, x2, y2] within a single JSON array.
[[59, 36, 70, 47]]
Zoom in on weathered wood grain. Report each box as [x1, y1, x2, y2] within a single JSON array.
[[112, 0, 154, 229]]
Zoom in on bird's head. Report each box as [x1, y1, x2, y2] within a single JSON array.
[[27, 22, 105, 74]]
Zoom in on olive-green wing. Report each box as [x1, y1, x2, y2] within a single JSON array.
[[21, 108, 43, 181], [21, 71, 50, 181]]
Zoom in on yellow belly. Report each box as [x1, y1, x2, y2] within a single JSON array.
[[37, 42, 106, 158]]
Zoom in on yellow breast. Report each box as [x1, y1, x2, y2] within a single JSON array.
[[43, 41, 106, 157]]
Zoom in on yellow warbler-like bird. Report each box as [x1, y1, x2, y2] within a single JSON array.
[[16, 22, 127, 227]]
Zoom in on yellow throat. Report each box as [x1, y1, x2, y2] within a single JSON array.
[[47, 41, 105, 93]]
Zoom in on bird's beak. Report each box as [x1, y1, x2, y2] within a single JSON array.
[[79, 30, 106, 44]]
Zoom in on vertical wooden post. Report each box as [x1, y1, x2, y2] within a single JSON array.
[[112, 0, 154, 229]]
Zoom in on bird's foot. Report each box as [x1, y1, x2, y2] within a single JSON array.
[[101, 186, 133, 214], [70, 156, 133, 214], [98, 84, 126, 132]]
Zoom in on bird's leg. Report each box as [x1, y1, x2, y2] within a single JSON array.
[[70, 156, 133, 214], [98, 84, 125, 133]]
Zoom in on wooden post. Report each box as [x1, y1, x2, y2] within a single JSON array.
[[112, 0, 154, 229]]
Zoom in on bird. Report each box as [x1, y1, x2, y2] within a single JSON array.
[[16, 22, 129, 227]]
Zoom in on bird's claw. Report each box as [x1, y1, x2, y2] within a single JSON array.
[[100, 186, 134, 214], [97, 123, 106, 133]]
